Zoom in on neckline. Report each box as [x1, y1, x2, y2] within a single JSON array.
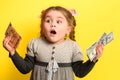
[[41, 37, 68, 47]]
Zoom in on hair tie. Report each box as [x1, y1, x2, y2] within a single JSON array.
[[68, 9, 78, 16], [41, 10, 45, 14]]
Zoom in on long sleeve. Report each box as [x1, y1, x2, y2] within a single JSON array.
[[72, 60, 97, 78], [10, 51, 34, 74]]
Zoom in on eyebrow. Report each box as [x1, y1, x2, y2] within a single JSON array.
[[57, 16, 64, 20], [45, 15, 64, 20]]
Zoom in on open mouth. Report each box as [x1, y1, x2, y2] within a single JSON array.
[[50, 30, 57, 34]]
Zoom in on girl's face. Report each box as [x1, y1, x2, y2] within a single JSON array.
[[42, 10, 71, 44]]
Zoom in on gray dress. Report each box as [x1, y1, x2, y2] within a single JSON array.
[[27, 37, 84, 80]]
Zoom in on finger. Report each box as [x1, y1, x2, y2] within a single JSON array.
[[96, 45, 103, 58], [3, 36, 11, 46], [98, 43, 103, 48], [97, 43, 103, 51], [96, 48, 103, 59]]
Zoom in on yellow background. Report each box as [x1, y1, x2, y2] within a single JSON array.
[[0, 0, 120, 80]]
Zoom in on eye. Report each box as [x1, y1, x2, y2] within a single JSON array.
[[45, 19, 51, 23], [56, 20, 62, 24]]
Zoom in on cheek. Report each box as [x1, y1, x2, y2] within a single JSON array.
[[42, 26, 49, 34], [58, 27, 68, 35], [43, 23, 50, 31]]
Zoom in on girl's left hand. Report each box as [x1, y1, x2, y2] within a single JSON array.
[[93, 43, 104, 62]]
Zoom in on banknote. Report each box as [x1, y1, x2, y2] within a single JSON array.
[[5, 23, 21, 49], [86, 42, 98, 61], [106, 32, 114, 44], [87, 32, 114, 61], [98, 32, 114, 46], [98, 32, 107, 46]]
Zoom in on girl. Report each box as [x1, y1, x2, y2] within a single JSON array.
[[3, 6, 103, 80]]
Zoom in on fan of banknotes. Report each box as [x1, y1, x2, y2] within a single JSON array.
[[86, 32, 114, 61]]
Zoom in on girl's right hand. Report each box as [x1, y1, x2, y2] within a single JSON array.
[[3, 36, 15, 55]]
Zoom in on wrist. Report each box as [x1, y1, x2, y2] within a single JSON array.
[[93, 57, 98, 63], [9, 49, 15, 56]]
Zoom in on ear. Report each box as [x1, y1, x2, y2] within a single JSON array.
[[66, 26, 72, 34]]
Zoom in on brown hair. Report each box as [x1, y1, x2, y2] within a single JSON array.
[[40, 6, 76, 41]]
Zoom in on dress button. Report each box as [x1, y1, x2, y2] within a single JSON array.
[[52, 46, 55, 49], [52, 51, 55, 54], [51, 57, 54, 60]]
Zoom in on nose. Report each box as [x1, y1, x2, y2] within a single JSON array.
[[50, 22, 56, 27], [50, 24, 56, 27]]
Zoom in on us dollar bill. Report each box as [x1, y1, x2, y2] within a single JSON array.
[[86, 42, 98, 61], [98, 32, 107, 46], [98, 32, 114, 46], [106, 32, 114, 44], [87, 32, 114, 61]]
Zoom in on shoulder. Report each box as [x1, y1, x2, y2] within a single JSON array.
[[65, 39, 80, 47], [66, 39, 83, 53], [29, 37, 43, 44], [27, 37, 44, 47]]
